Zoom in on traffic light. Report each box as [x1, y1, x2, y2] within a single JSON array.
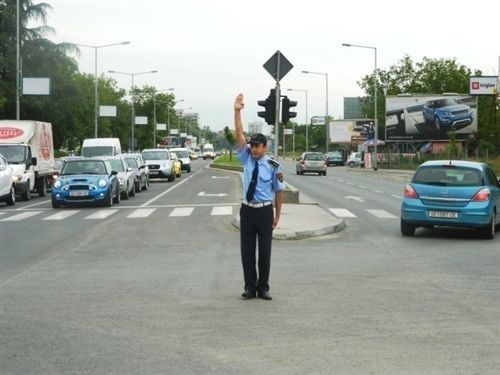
[[281, 96, 297, 124], [257, 89, 276, 125]]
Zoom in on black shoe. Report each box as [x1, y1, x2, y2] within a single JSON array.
[[241, 290, 256, 299], [257, 291, 272, 300]]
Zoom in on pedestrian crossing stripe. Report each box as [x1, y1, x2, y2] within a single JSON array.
[[1, 211, 43, 221], [43, 210, 79, 220], [329, 208, 357, 218], [366, 209, 398, 219], [329, 208, 397, 219], [169, 207, 194, 217], [127, 208, 156, 218], [211, 206, 233, 216], [85, 210, 119, 220]]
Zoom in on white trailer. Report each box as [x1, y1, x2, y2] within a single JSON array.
[[0, 120, 57, 200]]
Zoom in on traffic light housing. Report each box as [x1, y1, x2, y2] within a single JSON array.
[[281, 96, 297, 124], [257, 89, 276, 125]]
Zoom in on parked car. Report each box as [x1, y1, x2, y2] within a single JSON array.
[[422, 98, 473, 131], [141, 148, 176, 182], [325, 151, 344, 166], [123, 153, 149, 192], [51, 158, 120, 208], [400, 160, 500, 239], [296, 152, 327, 176], [102, 156, 136, 199], [169, 147, 192, 172], [0, 154, 15, 206], [346, 152, 364, 168]]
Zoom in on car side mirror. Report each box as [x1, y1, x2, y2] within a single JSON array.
[[127, 167, 133, 172], [139, 165, 146, 169], [31, 157, 37, 166], [111, 170, 118, 176]]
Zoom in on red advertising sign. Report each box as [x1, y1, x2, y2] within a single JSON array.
[[0, 127, 24, 139]]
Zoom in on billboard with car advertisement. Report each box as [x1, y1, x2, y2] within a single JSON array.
[[329, 119, 375, 144], [469, 76, 498, 95], [385, 94, 477, 142]]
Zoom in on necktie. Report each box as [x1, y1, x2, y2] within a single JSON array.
[[246, 160, 259, 202]]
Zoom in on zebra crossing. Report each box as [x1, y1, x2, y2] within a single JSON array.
[[329, 207, 398, 219]]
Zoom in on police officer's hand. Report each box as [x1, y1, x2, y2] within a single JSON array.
[[277, 172, 284, 183], [272, 216, 280, 229], [234, 94, 245, 111]]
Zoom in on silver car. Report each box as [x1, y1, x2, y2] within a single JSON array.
[[123, 153, 149, 192], [169, 147, 192, 173], [141, 148, 175, 182], [296, 152, 327, 176], [102, 156, 136, 199]]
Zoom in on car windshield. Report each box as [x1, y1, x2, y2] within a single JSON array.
[[413, 166, 483, 187], [61, 160, 106, 175], [81, 146, 114, 157], [172, 150, 189, 158], [432, 99, 457, 108], [0, 145, 27, 164], [107, 159, 125, 172], [142, 151, 169, 160], [125, 158, 138, 168], [304, 153, 323, 161]]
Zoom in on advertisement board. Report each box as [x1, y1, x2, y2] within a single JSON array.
[[329, 119, 374, 144], [385, 95, 477, 142], [311, 116, 326, 126], [470, 76, 498, 95]]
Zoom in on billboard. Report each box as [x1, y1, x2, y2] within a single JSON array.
[[385, 95, 477, 142], [329, 119, 375, 144], [470, 76, 498, 95]]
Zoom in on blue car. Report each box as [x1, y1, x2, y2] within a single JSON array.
[[51, 158, 120, 208], [401, 160, 500, 239], [423, 98, 473, 131]]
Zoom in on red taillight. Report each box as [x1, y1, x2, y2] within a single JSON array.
[[404, 184, 418, 199], [472, 188, 490, 202]]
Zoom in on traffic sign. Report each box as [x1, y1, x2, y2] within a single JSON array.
[[263, 51, 293, 82]]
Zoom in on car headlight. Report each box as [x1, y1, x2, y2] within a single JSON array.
[[12, 175, 22, 182], [98, 179, 107, 188], [163, 162, 172, 168], [53, 180, 62, 188]]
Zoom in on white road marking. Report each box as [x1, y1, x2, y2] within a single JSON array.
[[211, 206, 233, 216], [198, 192, 228, 197], [127, 208, 156, 218], [345, 195, 366, 203], [0, 212, 6, 216], [212, 176, 230, 179], [373, 189, 383, 194], [170, 207, 194, 217], [43, 210, 80, 220], [1, 211, 44, 221], [329, 208, 357, 218], [85, 210, 119, 219], [358, 185, 368, 189], [346, 182, 354, 185], [392, 194, 403, 199], [366, 209, 397, 219]]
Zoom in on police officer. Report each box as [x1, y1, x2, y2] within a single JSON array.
[[234, 93, 284, 300]]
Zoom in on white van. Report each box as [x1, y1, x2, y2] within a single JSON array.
[[81, 138, 122, 157], [202, 143, 215, 160]]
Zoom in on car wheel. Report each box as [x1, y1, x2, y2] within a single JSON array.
[[51, 197, 61, 208], [135, 180, 141, 193], [122, 185, 129, 200], [21, 182, 31, 201], [6, 185, 16, 206], [112, 186, 120, 204], [401, 219, 416, 236], [142, 179, 149, 191], [348, 161, 355, 168], [300, 171, 304, 175], [37, 178, 47, 197], [480, 213, 496, 240], [435, 118, 441, 132], [168, 173, 175, 182], [129, 183, 135, 197], [187, 166, 191, 173]]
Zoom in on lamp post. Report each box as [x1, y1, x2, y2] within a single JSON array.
[[302, 71, 329, 152], [108, 69, 157, 151], [287, 88, 308, 152], [342, 43, 378, 170], [75, 41, 130, 138], [153, 88, 174, 147], [177, 106, 192, 146]]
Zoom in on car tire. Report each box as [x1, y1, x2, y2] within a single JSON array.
[[51, 197, 61, 208], [122, 185, 129, 200], [348, 161, 355, 168], [129, 183, 135, 197], [112, 186, 120, 204], [6, 185, 16, 206], [187, 166, 191, 173], [480, 213, 496, 240], [142, 179, 149, 191], [401, 219, 416, 236], [168, 173, 175, 182], [37, 177, 47, 197], [21, 182, 31, 201], [135, 180, 141, 193]]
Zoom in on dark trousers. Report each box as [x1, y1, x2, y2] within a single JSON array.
[[239, 204, 273, 293]]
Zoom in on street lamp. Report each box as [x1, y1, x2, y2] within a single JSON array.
[[302, 70, 329, 152], [168, 99, 184, 138], [75, 41, 130, 138], [176, 106, 192, 146], [342, 43, 378, 170], [153, 88, 174, 147], [287, 88, 308, 152], [108, 69, 158, 151]]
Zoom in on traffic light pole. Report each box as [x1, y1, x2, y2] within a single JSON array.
[[274, 82, 280, 160]]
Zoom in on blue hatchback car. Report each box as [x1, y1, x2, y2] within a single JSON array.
[[51, 158, 120, 208], [401, 160, 500, 239]]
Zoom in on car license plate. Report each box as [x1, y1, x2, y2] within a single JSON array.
[[150, 171, 159, 175], [69, 190, 89, 197], [429, 210, 458, 219]]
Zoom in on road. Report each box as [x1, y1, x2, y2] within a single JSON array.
[[1, 160, 499, 374]]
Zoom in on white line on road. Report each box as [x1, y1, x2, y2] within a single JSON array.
[[211, 206, 233, 216], [127, 208, 156, 218], [366, 209, 398, 219], [1, 211, 43, 221], [358, 185, 368, 189], [391, 194, 403, 199], [142, 169, 201, 207], [329, 208, 357, 218], [372, 189, 384, 194], [42, 210, 80, 220], [345, 196, 366, 203], [169, 207, 194, 217], [85, 210, 119, 219]]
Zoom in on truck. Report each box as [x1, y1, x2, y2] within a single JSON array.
[[81, 138, 122, 157], [201, 143, 215, 160], [0, 120, 57, 200]]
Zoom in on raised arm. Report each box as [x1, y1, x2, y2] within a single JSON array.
[[234, 93, 246, 149]]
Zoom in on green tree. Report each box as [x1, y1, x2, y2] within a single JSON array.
[[223, 126, 236, 160]]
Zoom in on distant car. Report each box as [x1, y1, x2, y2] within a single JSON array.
[[346, 152, 364, 168], [422, 98, 473, 131], [169, 147, 192, 172], [141, 148, 176, 182], [296, 152, 327, 176], [51, 158, 120, 208], [0, 154, 15, 206], [400, 160, 500, 239], [123, 154, 149, 192], [325, 151, 344, 166], [189, 149, 199, 160], [103, 156, 136, 199]]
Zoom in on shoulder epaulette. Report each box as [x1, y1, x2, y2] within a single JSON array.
[[268, 159, 280, 168]]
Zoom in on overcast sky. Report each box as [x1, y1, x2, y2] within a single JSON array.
[[39, 0, 499, 134]]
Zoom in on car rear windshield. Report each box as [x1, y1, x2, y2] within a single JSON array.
[[413, 166, 483, 187], [305, 153, 323, 161], [142, 151, 169, 160]]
